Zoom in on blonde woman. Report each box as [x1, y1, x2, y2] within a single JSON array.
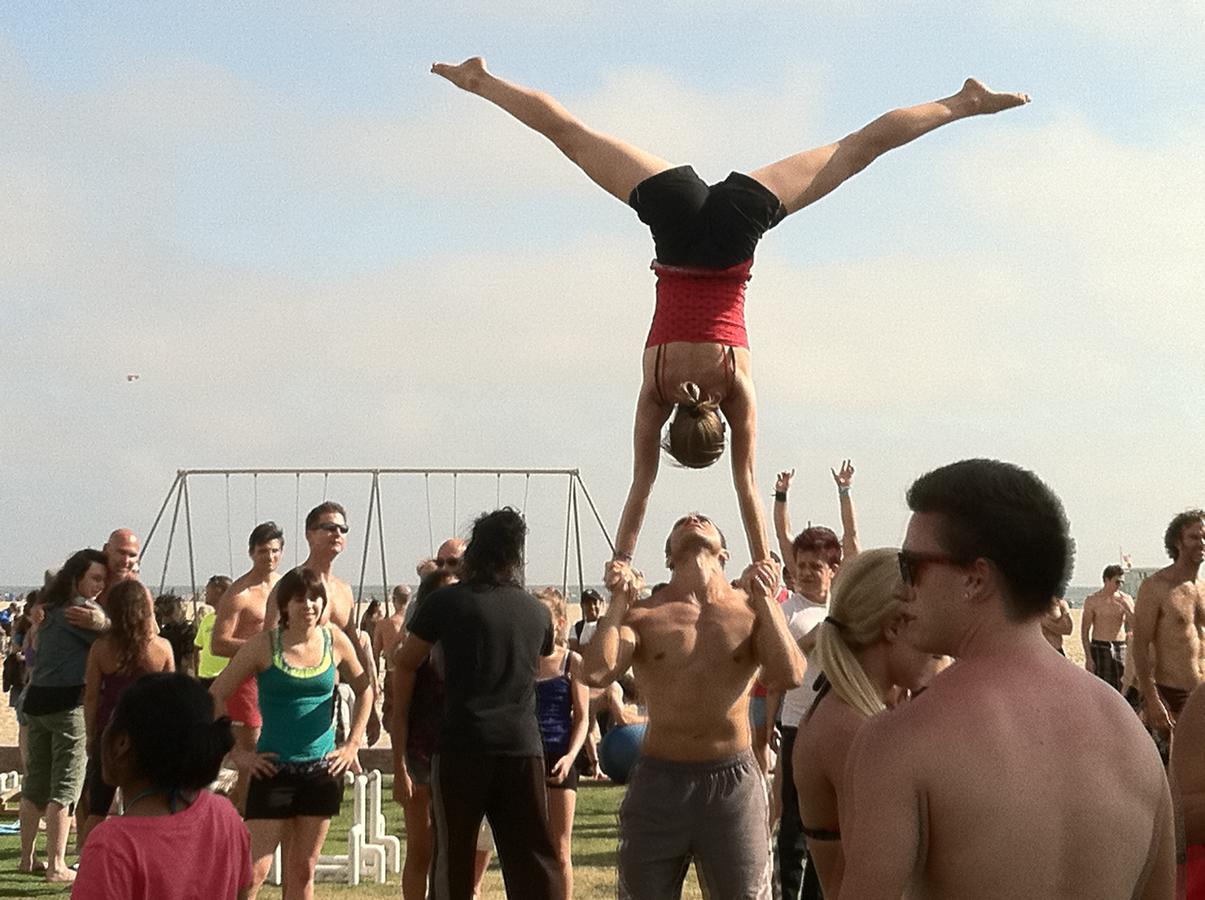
[[791, 548, 944, 898], [534, 588, 590, 899]]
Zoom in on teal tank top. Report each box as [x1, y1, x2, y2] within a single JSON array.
[[256, 626, 336, 763]]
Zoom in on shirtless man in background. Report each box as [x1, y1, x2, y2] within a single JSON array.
[[264, 501, 381, 745], [840, 459, 1172, 899], [373, 583, 410, 726], [1081, 564, 1135, 692], [211, 521, 283, 810], [582, 513, 805, 899], [1134, 509, 1205, 738]]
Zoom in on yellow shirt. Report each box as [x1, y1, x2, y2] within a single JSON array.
[[193, 610, 228, 679]]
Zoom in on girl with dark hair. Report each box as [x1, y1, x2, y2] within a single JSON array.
[[18, 548, 108, 883], [79, 580, 175, 849], [432, 58, 1028, 564], [211, 566, 371, 899], [72, 672, 251, 899]]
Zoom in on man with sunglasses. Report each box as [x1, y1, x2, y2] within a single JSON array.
[[840, 459, 1173, 899], [583, 512, 805, 899], [264, 502, 382, 748]]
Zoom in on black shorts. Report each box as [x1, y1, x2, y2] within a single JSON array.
[[629, 166, 786, 270], [244, 760, 345, 820], [544, 748, 579, 792]]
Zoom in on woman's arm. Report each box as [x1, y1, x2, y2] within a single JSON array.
[[774, 469, 796, 577], [614, 388, 672, 561], [329, 627, 372, 775], [209, 632, 270, 707], [550, 653, 592, 784], [391, 634, 433, 805], [726, 376, 771, 562], [832, 460, 860, 561]]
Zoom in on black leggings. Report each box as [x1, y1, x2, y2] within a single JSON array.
[[430, 752, 561, 900]]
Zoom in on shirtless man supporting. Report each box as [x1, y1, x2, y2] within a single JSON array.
[[264, 501, 381, 746], [582, 513, 805, 899], [1134, 509, 1205, 739], [840, 459, 1173, 899], [1081, 564, 1135, 692], [211, 521, 283, 810]]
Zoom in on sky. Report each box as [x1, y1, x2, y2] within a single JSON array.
[[2, 2, 1203, 591]]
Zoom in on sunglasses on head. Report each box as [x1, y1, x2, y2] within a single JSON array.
[[897, 549, 965, 586], [314, 522, 349, 535]]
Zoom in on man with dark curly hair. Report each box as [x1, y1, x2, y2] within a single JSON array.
[[1133, 508, 1205, 741]]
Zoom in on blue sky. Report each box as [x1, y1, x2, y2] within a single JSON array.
[[3, 2, 1203, 589]]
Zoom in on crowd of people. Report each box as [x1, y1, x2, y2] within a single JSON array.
[[4, 462, 1204, 898]]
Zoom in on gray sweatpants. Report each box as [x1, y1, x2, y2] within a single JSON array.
[[617, 749, 772, 900]]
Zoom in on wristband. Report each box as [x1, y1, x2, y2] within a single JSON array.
[[612, 551, 633, 563], [837, 486, 851, 496], [774, 491, 787, 503]]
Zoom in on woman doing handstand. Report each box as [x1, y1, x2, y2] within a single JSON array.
[[432, 58, 1028, 563]]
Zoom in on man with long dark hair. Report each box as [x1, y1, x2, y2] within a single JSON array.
[[394, 508, 559, 899]]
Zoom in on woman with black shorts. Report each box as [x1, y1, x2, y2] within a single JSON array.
[[211, 566, 371, 900], [432, 57, 1029, 565]]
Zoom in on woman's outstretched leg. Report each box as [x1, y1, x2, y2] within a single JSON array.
[[749, 78, 1030, 215], [432, 57, 673, 202]]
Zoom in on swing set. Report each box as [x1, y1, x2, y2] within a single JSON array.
[[139, 467, 614, 623]]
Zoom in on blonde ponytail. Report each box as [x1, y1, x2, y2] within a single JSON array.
[[813, 548, 907, 718]]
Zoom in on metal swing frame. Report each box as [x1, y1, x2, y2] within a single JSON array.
[[141, 467, 614, 622]]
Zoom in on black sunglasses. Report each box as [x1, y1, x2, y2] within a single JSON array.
[[314, 522, 349, 535], [897, 549, 964, 586]]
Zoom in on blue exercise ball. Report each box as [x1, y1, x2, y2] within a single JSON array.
[[598, 724, 646, 785]]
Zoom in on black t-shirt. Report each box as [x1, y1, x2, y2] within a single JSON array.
[[408, 581, 553, 756]]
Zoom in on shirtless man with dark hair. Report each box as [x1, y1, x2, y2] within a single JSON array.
[[211, 522, 283, 811], [1082, 564, 1135, 692], [841, 459, 1172, 899], [582, 512, 805, 899], [1134, 509, 1205, 738]]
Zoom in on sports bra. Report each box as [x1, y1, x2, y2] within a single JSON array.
[[653, 344, 736, 406], [644, 258, 753, 349]]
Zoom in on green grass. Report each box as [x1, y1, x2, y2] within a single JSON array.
[[0, 777, 705, 898]]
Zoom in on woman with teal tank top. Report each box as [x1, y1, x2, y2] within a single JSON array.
[[211, 566, 371, 900]]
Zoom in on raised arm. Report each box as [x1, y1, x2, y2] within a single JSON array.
[[614, 390, 672, 562], [581, 561, 640, 688], [832, 460, 860, 561], [726, 377, 771, 562], [744, 559, 805, 692], [773, 469, 796, 577]]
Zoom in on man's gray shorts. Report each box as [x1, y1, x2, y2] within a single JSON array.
[[618, 749, 771, 899]]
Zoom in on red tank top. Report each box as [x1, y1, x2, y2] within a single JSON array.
[[644, 258, 753, 349]]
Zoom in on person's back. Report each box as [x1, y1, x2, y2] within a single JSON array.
[[873, 647, 1168, 898], [417, 581, 551, 754]]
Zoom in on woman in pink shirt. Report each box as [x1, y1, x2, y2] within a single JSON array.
[[72, 673, 252, 900]]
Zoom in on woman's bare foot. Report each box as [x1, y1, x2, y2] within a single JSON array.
[[431, 57, 488, 93], [958, 78, 1030, 114], [18, 860, 46, 875]]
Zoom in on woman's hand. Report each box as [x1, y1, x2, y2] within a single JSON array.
[[775, 469, 795, 493], [548, 754, 575, 786], [393, 764, 414, 804], [325, 739, 362, 777], [232, 748, 279, 779], [831, 459, 855, 490]]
